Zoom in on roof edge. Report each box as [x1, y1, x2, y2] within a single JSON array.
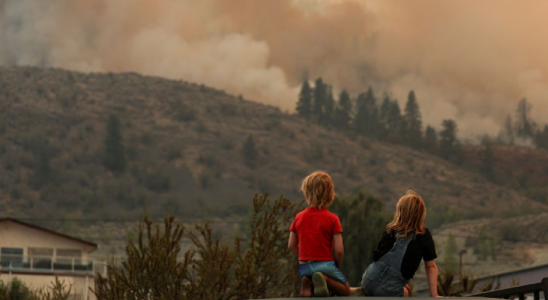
[[0, 218, 98, 249]]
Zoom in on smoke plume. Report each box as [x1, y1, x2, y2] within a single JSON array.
[[1, 0, 548, 138]]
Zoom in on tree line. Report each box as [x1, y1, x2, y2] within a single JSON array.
[[502, 98, 548, 150], [297, 78, 548, 170], [296, 78, 464, 165]]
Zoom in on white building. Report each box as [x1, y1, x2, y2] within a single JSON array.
[[0, 218, 103, 300]]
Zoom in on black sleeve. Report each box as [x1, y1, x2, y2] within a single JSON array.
[[422, 229, 437, 261], [372, 231, 395, 261]]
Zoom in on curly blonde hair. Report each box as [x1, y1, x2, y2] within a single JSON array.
[[301, 171, 335, 209], [386, 190, 427, 238]]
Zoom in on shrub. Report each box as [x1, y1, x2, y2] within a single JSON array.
[[0, 277, 73, 300], [302, 142, 323, 163], [242, 135, 258, 169], [93, 193, 303, 299], [331, 192, 390, 285], [164, 144, 183, 162], [174, 103, 196, 122]]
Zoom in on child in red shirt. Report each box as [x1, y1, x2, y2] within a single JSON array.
[[288, 171, 350, 297]]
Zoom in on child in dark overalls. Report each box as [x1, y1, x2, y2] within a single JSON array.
[[362, 191, 441, 297]]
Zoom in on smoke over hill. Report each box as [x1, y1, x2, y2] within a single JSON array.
[[2, 0, 548, 137]]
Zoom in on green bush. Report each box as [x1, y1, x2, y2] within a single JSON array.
[[331, 192, 391, 285], [94, 193, 303, 300], [0, 277, 73, 300], [174, 103, 196, 122]]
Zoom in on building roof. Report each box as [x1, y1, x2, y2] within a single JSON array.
[[0, 218, 98, 249]]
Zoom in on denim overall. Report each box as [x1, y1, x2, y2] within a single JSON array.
[[361, 232, 414, 297]]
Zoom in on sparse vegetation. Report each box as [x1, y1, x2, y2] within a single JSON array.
[[0, 277, 74, 300], [0, 67, 544, 238], [94, 193, 302, 299]]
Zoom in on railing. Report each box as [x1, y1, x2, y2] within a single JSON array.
[[0, 255, 103, 275], [468, 278, 548, 300]]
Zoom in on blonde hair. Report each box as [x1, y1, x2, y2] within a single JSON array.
[[301, 171, 335, 209], [386, 190, 426, 238]]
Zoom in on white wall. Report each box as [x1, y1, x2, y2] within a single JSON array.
[[0, 220, 95, 260]]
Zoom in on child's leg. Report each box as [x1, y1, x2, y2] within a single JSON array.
[[300, 276, 313, 297], [323, 273, 351, 296], [403, 284, 411, 297]]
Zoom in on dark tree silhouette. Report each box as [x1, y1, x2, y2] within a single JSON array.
[[515, 98, 536, 138], [103, 114, 126, 173], [439, 119, 463, 165], [312, 78, 327, 123], [403, 90, 423, 149], [296, 80, 312, 119], [242, 135, 259, 168], [480, 143, 496, 181], [424, 125, 438, 154], [334, 90, 352, 130]]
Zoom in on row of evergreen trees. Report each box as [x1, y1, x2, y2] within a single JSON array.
[[296, 78, 464, 164], [503, 98, 548, 150]]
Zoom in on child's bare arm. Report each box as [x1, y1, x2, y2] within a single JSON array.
[[424, 259, 441, 297], [333, 233, 344, 268], [288, 232, 299, 257]]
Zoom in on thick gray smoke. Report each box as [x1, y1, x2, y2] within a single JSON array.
[[1, 0, 548, 138]]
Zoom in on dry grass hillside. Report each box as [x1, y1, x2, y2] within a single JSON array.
[[463, 145, 548, 204], [0, 66, 545, 231]]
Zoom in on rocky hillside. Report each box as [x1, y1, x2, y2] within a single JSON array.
[[0, 66, 545, 228]]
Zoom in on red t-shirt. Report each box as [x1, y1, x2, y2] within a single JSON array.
[[289, 207, 343, 261]]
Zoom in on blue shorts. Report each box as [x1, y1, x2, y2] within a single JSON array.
[[299, 261, 348, 284]]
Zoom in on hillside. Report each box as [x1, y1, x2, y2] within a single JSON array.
[[0, 66, 545, 229], [463, 145, 548, 204], [412, 213, 548, 291]]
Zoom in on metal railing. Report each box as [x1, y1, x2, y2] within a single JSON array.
[[468, 278, 548, 300], [0, 255, 104, 275]]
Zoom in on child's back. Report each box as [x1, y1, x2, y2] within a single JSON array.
[[288, 171, 350, 297], [291, 207, 342, 261]]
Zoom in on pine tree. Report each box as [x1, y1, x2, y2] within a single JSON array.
[[387, 100, 404, 143], [312, 77, 327, 123], [424, 125, 438, 154], [242, 135, 258, 168], [516, 98, 536, 138], [296, 80, 312, 119], [334, 90, 352, 130], [379, 94, 392, 138], [354, 92, 368, 136], [403, 90, 423, 149], [31, 140, 53, 189], [365, 88, 380, 138], [480, 143, 496, 181], [103, 114, 126, 173], [322, 85, 335, 127], [354, 88, 379, 137], [534, 125, 548, 150], [439, 119, 463, 165]]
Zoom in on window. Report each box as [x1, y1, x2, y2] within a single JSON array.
[[55, 249, 82, 271], [1, 248, 23, 268], [28, 247, 53, 270]]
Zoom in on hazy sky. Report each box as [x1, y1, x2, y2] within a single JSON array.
[[1, 0, 548, 138]]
